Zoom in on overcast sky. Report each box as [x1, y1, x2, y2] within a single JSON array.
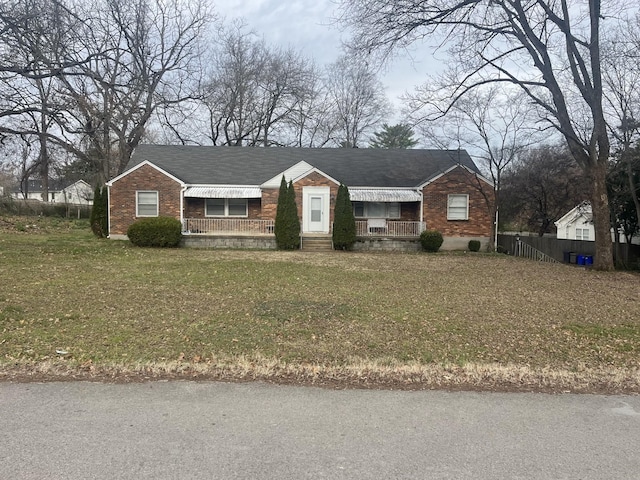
[[213, 0, 444, 120]]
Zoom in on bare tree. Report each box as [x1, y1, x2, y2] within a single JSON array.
[[412, 85, 538, 249], [325, 55, 390, 148], [59, 0, 211, 181], [339, 0, 619, 269], [501, 145, 590, 236], [0, 0, 212, 184], [199, 23, 320, 148], [602, 16, 640, 229], [201, 24, 265, 146], [286, 67, 338, 147], [0, 0, 82, 197]]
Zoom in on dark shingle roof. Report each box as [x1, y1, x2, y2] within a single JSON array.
[[125, 145, 480, 188]]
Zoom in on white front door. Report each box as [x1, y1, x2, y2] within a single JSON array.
[[303, 186, 330, 233]]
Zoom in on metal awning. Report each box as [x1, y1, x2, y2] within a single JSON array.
[[184, 186, 262, 198], [349, 189, 421, 202]]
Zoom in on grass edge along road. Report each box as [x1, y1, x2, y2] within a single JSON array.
[[1, 217, 639, 393]]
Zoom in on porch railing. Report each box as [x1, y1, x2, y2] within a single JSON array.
[[183, 218, 425, 238], [355, 220, 425, 237], [183, 218, 274, 235]]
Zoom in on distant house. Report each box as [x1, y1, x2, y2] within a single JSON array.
[[12, 179, 94, 205], [555, 202, 639, 244], [555, 201, 594, 241], [107, 145, 495, 250]]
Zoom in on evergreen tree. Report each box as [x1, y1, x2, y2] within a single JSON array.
[[99, 186, 108, 236], [369, 123, 418, 149], [90, 185, 108, 238], [274, 176, 300, 249], [332, 184, 356, 250], [287, 180, 301, 247]]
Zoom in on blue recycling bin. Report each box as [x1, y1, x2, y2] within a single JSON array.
[[577, 255, 585, 265], [584, 255, 593, 266]]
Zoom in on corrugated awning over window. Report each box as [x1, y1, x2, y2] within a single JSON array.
[[184, 186, 262, 198], [349, 189, 422, 202]]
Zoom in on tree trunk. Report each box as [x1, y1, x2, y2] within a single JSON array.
[[588, 162, 614, 270]]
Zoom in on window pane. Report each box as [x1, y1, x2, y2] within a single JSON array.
[[206, 198, 225, 216], [388, 203, 401, 219], [367, 202, 385, 218], [137, 191, 158, 217], [228, 198, 247, 216], [353, 202, 364, 218], [448, 195, 468, 220], [310, 196, 322, 222]]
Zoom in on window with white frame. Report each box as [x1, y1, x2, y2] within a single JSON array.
[[136, 191, 158, 217], [447, 194, 469, 220], [352, 202, 401, 219], [576, 228, 590, 241], [205, 198, 248, 217]]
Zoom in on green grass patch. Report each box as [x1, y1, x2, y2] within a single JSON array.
[[1, 220, 640, 375]]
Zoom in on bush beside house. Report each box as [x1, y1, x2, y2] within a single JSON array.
[[274, 176, 300, 250], [420, 230, 444, 252], [333, 184, 356, 250], [90, 185, 108, 238], [127, 217, 182, 247], [468, 240, 481, 252]]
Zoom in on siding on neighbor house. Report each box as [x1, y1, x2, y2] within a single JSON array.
[[109, 164, 182, 236], [422, 166, 493, 237]]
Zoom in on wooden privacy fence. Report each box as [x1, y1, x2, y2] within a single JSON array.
[[497, 234, 640, 266]]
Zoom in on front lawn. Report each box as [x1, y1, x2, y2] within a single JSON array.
[[1, 216, 639, 392]]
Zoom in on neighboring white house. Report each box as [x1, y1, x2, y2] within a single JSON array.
[[59, 180, 94, 205], [11, 179, 94, 205], [555, 201, 640, 244], [555, 201, 594, 241]]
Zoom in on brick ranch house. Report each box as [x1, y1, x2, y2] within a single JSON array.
[[106, 145, 494, 251]]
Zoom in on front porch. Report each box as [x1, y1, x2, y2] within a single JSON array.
[[182, 218, 425, 238], [183, 218, 275, 236]]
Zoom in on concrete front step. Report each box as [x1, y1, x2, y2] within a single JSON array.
[[301, 236, 333, 251]]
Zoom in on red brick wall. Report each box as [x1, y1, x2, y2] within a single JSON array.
[[261, 188, 279, 220], [400, 202, 419, 221], [422, 167, 494, 237], [260, 173, 339, 223], [292, 172, 339, 223], [109, 164, 182, 236]]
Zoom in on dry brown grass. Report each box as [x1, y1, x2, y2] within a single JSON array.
[[1, 216, 639, 392]]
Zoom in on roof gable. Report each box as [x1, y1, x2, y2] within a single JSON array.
[[417, 164, 494, 189], [106, 160, 185, 187], [555, 201, 592, 228], [261, 161, 314, 188]]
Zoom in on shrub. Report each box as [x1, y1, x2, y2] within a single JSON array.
[[468, 240, 481, 252], [127, 217, 182, 248], [420, 229, 444, 252], [274, 176, 300, 249], [332, 184, 356, 250], [90, 185, 108, 238]]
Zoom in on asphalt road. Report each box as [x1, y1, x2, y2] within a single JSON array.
[[1, 381, 639, 479]]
